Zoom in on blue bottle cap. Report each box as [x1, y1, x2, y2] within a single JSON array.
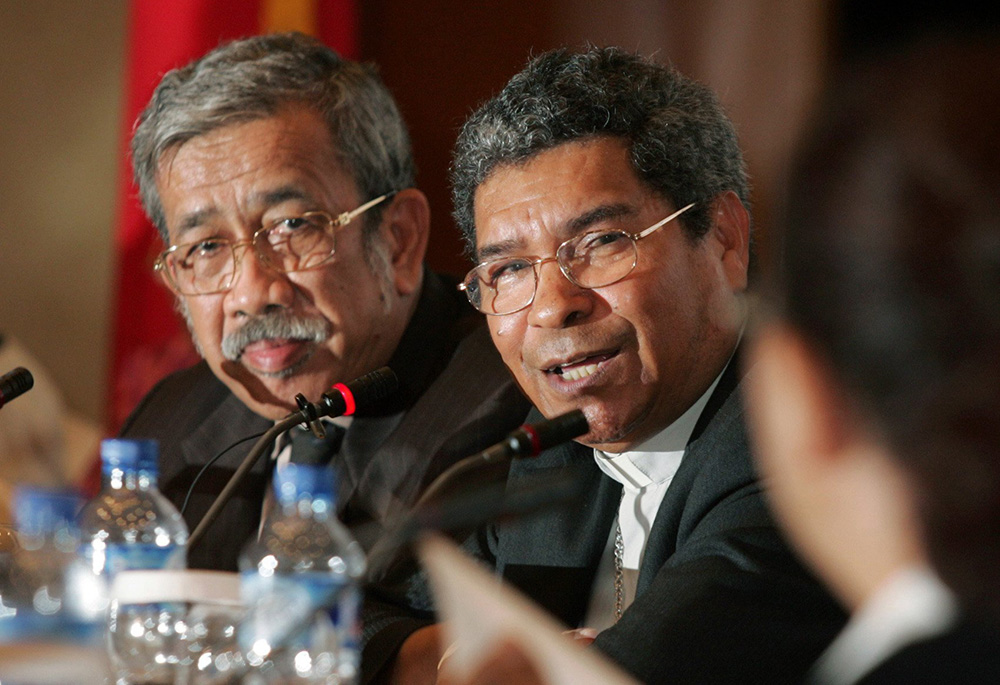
[[273, 462, 337, 505], [101, 438, 159, 475], [14, 486, 82, 537]]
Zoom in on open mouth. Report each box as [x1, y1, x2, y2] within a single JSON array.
[[547, 352, 616, 381]]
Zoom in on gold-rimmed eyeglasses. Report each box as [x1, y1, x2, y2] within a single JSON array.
[[154, 192, 396, 296], [459, 202, 696, 315]]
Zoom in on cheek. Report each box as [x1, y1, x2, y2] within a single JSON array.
[[185, 298, 224, 343], [488, 316, 525, 361], [294, 270, 349, 320]]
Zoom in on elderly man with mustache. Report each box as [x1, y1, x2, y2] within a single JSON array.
[[118, 33, 529, 579]]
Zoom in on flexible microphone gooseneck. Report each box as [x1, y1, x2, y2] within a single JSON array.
[[186, 366, 398, 553], [365, 409, 589, 581], [414, 408, 589, 509], [0, 367, 34, 410]]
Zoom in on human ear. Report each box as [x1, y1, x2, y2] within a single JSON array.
[[380, 188, 431, 296], [707, 190, 750, 292]]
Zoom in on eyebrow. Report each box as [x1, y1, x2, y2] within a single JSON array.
[[476, 202, 637, 262], [566, 203, 634, 233], [173, 186, 315, 239], [254, 185, 312, 207], [176, 208, 219, 237]]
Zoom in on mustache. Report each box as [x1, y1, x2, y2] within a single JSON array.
[[221, 310, 331, 362]]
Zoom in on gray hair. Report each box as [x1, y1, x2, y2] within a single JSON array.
[[132, 32, 414, 247], [451, 46, 750, 255]]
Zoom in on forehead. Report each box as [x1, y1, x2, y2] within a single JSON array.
[[155, 107, 355, 236], [471, 138, 647, 255]]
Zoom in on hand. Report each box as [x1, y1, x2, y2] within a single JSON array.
[[562, 627, 598, 645], [387, 625, 442, 685], [437, 638, 545, 685]]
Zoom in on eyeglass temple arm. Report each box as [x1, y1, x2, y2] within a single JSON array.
[[636, 202, 696, 239], [336, 190, 398, 226]]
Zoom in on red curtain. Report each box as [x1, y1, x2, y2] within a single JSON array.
[[106, 0, 358, 435]]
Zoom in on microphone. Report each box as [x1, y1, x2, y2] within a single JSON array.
[[0, 367, 34, 409], [414, 409, 588, 509], [365, 410, 589, 581], [295, 366, 399, 439], [319, 366, 398, 419], [186, 367, 398, 552], [477, 408, 589, 464]]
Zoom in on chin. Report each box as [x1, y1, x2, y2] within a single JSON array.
[[224, 370, 315, 420]]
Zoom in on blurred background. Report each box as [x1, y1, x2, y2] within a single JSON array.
[[0, 0, 987, 460]]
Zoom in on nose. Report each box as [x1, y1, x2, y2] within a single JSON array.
[[525, 258, 593, 328], [223, 243, 296, 318]]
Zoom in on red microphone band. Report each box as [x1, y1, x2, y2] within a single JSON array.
[[331, 382, 356, 415], [521, 423, 542, 456]]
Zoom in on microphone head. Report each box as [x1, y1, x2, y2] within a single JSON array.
[[532, 409, 589, 451], [0, 367, 34, 409], [514, 409, 589, 458], [319, 366, 399, 417], [347, 366, 399, 408]]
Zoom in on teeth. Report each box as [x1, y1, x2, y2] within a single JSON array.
[[561, 363, 599, 381]]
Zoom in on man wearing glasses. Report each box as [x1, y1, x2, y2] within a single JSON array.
[[119, 33, 529, 574], [377, 47, 845, 685]]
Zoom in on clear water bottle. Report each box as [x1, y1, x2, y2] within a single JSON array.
[[0, 486, 97, 637], [77, 438, 189, 684], [239, 462, 366, 684], [0, 487, 108, 682]]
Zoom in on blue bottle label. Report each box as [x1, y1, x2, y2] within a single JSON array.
[[104, 543, 184, 573], [239, 571, 359, 657]]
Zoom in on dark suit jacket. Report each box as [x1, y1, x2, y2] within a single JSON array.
[[119, 271, 531, 572], [850, 619, 1000, 684], [365, 357, 847, 684]]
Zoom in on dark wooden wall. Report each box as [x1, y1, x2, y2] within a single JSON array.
[[361, 1, 561, 277]]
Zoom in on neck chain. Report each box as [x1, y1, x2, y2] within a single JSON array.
[[613, 488, 625, 622]]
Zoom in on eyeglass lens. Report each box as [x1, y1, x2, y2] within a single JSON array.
[[471, 228, 639, 315], [164, 214, 335, 295]]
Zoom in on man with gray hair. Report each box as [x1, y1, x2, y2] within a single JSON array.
[[119, 32, 528, 576], [377, 46, 844, 685]]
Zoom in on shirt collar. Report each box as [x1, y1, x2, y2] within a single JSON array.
[[811, 565, 958, 685]]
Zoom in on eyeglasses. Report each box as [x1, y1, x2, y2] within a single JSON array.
[[459, 202, 695, 315], [154, 192, 396, 296]]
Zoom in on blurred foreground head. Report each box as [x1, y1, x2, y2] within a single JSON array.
[[754, 35, 1000, 615]]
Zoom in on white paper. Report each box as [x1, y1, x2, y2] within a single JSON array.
[[418, 534, 638, 685]]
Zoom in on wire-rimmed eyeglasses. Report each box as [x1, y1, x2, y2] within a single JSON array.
[[154, 191, 396, 296], [459, 202, 696, 315]]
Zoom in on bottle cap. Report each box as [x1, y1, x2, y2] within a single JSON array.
[[273, 462, 337, 505], [101, 438, 159, 475]]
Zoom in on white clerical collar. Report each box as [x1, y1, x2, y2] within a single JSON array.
[[594, 361, 727, 489]]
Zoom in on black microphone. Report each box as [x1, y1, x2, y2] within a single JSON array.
[[364, 410, 589, 581], [295, 366, 400, 439], [477, 408, 589, 464], [414, 409, 588, 509], [319, 366, 398, 419], [0, 367, 34, 409], [186, 367, 399, 552]]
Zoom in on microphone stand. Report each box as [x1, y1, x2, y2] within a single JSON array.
[[187, 413, 308, 552], [186, 366, 398, 554]]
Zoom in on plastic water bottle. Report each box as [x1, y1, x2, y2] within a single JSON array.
[[77, 438, 189, 684], [239, 462, 366, 684], [0, 487, 108, 682]]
